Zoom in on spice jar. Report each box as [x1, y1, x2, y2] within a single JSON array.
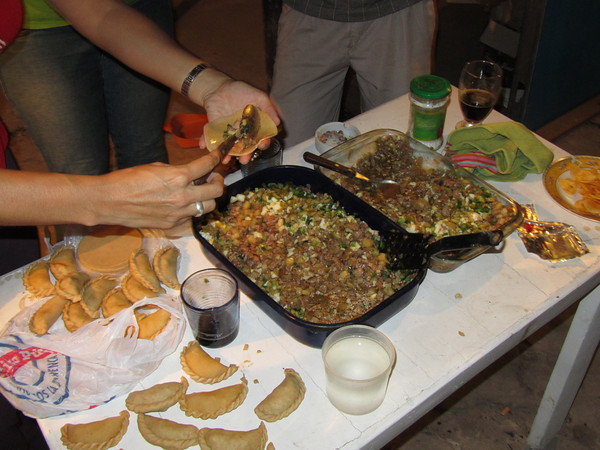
[[408, 75, 451, 150]]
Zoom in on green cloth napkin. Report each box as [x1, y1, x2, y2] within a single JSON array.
[[446, 122, 554, 181]]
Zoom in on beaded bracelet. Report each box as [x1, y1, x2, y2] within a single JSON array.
[[181, 63, 210, 98]]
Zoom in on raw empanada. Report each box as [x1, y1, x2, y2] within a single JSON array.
[[23, 260, 55, 298], [135, 306, 171, 340], [55, 271, 90, 302], [179, 376, 248, 419], [101, 287, 132, 318], [60, 410, 129, 450], [180, 340, 238, 384], [254, 368, 305, 422], [126, 376, 188, 413], [63, 301, 94, 333], [137, 414, 198, 450], [129, 249, 162, 292], [197, 421, 268, 450], [121, 273, 162, 302], [153, 245, 181, 289], [49, 245, 78, 280], [80, 275, 119, 318], [29, 294, 69, 335]]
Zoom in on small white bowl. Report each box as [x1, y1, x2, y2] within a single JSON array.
[[314, 122, 360, 154]]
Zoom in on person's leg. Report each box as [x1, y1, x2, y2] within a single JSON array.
[[0, 27, 111, 174], [270, 6, 350, 147], [351, 0, 436, 112], [103, 0, 173, 169]]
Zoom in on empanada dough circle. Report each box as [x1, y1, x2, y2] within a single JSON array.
[[179, 376, 248, 419], [204, 108, 277, 156], [180, 340, 238, 384], [153, 245, 181, 289], [198, 421, 268, 450], [29, 294, 69, 335], [129, 249, 162, 292], [55, 271, 90, 303], [126, 377, 188, 413], [77, 225, 143, 274], [137, 414, 199, 450], [254, 368, 306, 422], [60, 410, 129, 450], [49, 245, 78, 280], [23, 260, 55, 298]]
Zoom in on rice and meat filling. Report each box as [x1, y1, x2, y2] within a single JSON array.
[[200, 183, 415, 324], [336, 134, 518, 237]]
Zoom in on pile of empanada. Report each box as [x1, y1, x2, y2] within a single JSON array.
[[23, 227, 181, 339], [60, 341, 305, 449]]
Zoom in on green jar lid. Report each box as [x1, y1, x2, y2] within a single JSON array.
[[410, 75, 451, 99]]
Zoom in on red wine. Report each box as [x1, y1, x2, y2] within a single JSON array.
[[459, 89, 496, 122]]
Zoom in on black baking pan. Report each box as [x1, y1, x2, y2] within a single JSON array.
[[192, 166, 426, 348]]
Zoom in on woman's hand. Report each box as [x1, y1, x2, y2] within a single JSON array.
[[92, 152, 224, 229], [202, 80, 281, 165]]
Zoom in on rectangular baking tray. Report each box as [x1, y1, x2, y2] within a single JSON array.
[[192, 166, 426, 348], [315, 129, 523, 272]]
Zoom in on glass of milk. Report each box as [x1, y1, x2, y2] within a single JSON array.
[[322, 325, 396, 415]]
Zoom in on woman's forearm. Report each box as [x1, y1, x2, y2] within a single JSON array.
[[47, 0, 231, 107], [1, 170, 99, 226]]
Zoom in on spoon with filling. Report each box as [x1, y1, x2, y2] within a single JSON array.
[[303, 152, 403, 198]]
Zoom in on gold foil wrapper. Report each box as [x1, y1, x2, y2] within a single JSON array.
[[518, 204, 589, 262]]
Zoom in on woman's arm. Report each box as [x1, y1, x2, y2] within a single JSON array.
[[1, 152, 224, 228], [46, 0, 279, 125]]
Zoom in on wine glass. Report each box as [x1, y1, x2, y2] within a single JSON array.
[[456, 60, 503, 128]]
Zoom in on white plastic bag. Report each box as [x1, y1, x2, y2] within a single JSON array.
[[0, 295, 185, 418]]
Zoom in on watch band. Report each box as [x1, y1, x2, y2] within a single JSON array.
[[181, 63, 211, 98]]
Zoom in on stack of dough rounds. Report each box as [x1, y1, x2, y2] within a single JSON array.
[[77, 226, 143, 274]]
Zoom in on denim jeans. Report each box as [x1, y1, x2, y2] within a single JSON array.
[[0, 0, 173, 174]]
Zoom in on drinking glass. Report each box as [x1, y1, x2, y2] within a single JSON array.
[[180, 268, 239, 348], [456, 60, 503, 128]]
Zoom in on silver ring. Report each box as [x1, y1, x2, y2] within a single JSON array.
[[194, 201, 204, 217]]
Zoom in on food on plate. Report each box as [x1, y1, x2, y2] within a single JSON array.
[[199, 183, 415, 324], [179, 376, 248, 419], [318, 129, 348, 146], [23, 260, 55, 297], [197, 421, 269, 450], [122, 273, 160, 302], [153, 245, 181, 289], [55, 271, 90, 302], [126, 376, 188, 413], [101, 287, 132, 318], [60, 410, 129, 450], [559, 160, 600, 215], [129, 249, 164, 293], [29, 294, 69, 335], [137, 413, 199, 450], [80, 275, 119, 318], [135, 306, 171, 340], [180, 340, 238, 384], [334, 134, 518, 237], [254, 368, 305, 422], [204, 105, 277, 156], [77, 225, 143, 274], [62, 301, 94, 333], [49, 245, 78, 280]]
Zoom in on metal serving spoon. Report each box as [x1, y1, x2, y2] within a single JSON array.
[[303, 152, 403, 198]]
